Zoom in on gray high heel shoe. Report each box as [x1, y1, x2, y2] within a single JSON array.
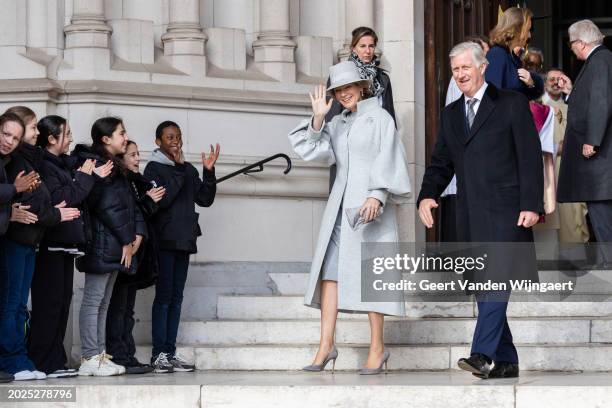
[[302, 346, 338, 373], [358, 350, 390, 375]]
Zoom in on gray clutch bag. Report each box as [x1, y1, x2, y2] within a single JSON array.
[[345, 206, 383, 230]]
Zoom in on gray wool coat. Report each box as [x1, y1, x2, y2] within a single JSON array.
[[288, 97, 412, 316]]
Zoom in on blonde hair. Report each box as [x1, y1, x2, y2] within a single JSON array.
[[490, 7, 533, 50], [4, 106, 36, 126]]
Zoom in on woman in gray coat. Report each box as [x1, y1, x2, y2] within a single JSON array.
[[289, 61, 411, 374]]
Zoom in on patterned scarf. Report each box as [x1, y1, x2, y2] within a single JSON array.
[[348, 52, 384, 96]]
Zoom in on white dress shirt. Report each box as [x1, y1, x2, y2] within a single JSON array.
[[464, 82, 488, 117]]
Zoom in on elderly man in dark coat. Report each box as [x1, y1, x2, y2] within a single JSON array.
[[417, 42, 543, 379], [557, 20, 612, 263]]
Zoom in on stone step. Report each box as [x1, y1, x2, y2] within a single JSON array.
[[268, 272, 309, 295], [121, 317, 606, 346], [4, 371, 612, 408], [217, 294, 612, 319], [128, 343, 612, 372], [217, 295, 475, 319]]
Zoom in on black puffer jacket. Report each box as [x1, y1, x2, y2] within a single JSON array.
[[0, 156, 17, 235], [116, 170, 159, 289], [38, 150, 95, 248], [5, 143, 61, 245], [73, 145, 146, 275], [143, 149, 216, 254]]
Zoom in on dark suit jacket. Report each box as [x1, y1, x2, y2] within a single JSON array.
[[418, 83, 543, 285], [558, 45, 612, 202]]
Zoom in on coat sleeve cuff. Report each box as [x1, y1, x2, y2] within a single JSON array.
[[368, 190, 388, 207], [306, 117, 326, 142], [202, 166, 216, 180]]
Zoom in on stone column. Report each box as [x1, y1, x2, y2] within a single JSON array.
[[337, 0, 374, 60], [64, 0, 112, 49], [162, 0, 207, 57], [252, 0, 297, 82], [160, 0, 207, 77]]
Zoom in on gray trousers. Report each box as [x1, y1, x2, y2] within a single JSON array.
[[79, 271, 118, 358]]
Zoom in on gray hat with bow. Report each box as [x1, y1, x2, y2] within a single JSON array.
[[326, 61, 372, 94]]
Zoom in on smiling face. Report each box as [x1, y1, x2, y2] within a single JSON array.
[[102, 122, 128, 156], [545, 70, 564, 98], [23, 117, 39, 146], [352, 35, 376, 63], [451, 50, 486, 98], [58, 123, 73, 154], [156, 125, 182, 160], [123, 142, 140, 173], [47, 122, 73, 156], [0, 120, 24, 156], [333, 83, 363, 112]]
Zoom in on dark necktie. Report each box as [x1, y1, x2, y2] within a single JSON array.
[[466, 98, 477, 128]]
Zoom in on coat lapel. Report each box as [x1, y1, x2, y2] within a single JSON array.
[[464, 85, 497, 145]]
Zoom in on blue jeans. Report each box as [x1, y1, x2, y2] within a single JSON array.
[[151, 250, 190, 358], [0, 239, 37, 374]]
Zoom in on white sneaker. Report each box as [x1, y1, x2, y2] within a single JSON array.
[[100, 352, 125, 375], [13, 371, 36, 381], [78, 354, 119, 377], [31, 370, 46, 380]]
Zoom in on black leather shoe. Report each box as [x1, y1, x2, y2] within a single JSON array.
[[125, 360, 154, 375], [457, 354, 491, 378], [488, 362, 519, 378], [0, 371, 14, 383]]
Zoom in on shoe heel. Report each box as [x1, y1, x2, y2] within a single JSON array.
[[331, 358, 336, 374], [384, 360, 388, 374]]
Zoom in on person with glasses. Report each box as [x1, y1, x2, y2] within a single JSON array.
[[558, 20, 612, 266]]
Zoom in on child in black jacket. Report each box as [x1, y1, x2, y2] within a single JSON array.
[[106, 140, 165, 374], [73, 117, 146, 377], [27, 115, 113, 378], [0, 113, 40, 384], [144, 121, 219, 373], [0, 107, 80, 381]]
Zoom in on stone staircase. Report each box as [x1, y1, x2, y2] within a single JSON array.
[[76, 262, 612, 373]]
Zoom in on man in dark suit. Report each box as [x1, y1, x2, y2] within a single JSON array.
[[557, 20, 612, 263], [417, 42, 543, 379]]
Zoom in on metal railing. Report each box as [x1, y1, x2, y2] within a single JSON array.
[[215, 153, 292, 184]]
